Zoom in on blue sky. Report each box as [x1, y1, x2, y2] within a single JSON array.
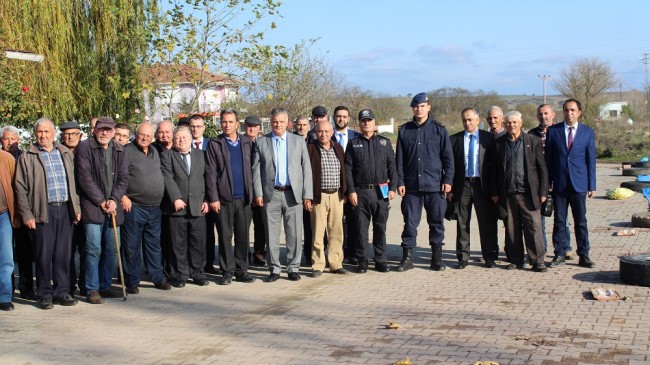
[[262, 0, 650, 96]]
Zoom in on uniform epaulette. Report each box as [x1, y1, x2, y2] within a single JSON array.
[[377, 134, 390, 140], [433, 120, 446, 128]]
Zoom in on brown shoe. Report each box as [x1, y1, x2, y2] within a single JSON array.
[[87, 291, 104, 304], [126, 287, 139, 294], [99, 287, 123, 298]]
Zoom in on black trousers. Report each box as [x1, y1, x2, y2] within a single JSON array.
[[168, 214, 206, 282], [161, 214, 172, 277], [216, 199, 252, 277], [29, 204, 74, 300], [69, 223, 86, 293], [455, 179, 499, 262], [13, 225, 33, 293], [251, 205, 266, 254], [353, 188, 389, 263], [343, 201, 358, 259], [205, 211, 217, 269]]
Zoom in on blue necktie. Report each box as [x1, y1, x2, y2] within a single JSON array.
[[275, 137, 287, 186], [467, 134, 475, 177]]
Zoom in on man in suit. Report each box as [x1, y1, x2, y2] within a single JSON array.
[[545, 98, 597, 268], [487, 111, 548, 272], [160, 126, 210, 287], [205, 109, 256, 285], [188, 114, 217, 274], [448, 108, 498, 269], [252, 107, 313, 282], [331, 105, 361, 264]]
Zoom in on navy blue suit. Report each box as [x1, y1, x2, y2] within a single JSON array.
[[544, 122, 596, 257]]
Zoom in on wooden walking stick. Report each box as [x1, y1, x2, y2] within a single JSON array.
[[111, 212, 127, 301]]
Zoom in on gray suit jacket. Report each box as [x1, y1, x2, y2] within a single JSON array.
[[253, 132, 313, 203], [160, 148, 206, 217]]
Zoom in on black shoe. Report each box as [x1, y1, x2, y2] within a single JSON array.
[[252, 252, 267, 267], [99, 287, 123, 298], [375, 262, 390, 273], [126, 287, 139, 294], [331, 268, 348, 275], [287, 272, 301, 281], [578, 256, 596, 268], [235, 273, 256, 283], [38, 298, 54, 310], [457, 261, 468, 269], [0, 302, 14, 311], [170, 280, 186, 288], [193, 278, 209, 286], [532, 264, 548, 272], [53, 294, 78, 306], [20, 290, 36, 300], [204, 266, 219, 275], [485, 260, 496, 268], [267, 273, 280, 282], [395, 247, 414, 272], [347, 257, 359, 265], [309, 270, 323, 278], [220, 275, 233, 285], [356, 262, 368, 274], [548, 255, 566, 268], [154, 281, 172, 290]]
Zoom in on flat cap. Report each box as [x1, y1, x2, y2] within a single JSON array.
[[410, 92, 429, 107], [358, 109, 375, 120], [59, 121, 81, 131], [244, 115, 261, 126], [95, 117, 115, 130], [311, 106, 327, 117]]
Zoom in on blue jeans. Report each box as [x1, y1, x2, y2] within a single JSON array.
[[121, 205, 164, 288], [84, 217, 118, 292], [0, 211, 14, 302]]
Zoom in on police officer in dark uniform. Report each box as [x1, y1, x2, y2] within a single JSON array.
[[345, 109, 397, 273], [395, 92, 454, 271]]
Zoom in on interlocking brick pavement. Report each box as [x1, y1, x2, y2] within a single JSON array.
[[1, 163, 648, 364]]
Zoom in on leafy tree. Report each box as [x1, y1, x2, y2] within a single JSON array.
[[552, 57, 618, 125]]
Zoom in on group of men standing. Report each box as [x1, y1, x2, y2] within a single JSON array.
[[0, 93, 597, 312]]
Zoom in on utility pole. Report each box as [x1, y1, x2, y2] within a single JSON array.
[[538, 74, 550, 104], [640, 53, 649, 103]]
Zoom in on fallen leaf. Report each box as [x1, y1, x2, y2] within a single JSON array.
[[385, 321, 401, 329], [395, 357, 412, 365]]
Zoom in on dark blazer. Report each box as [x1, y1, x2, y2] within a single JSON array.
[[544, 122, 596, 193], [205, 133, 253, 203], [75, 138, 128, 224], [307, 141, 346, 204], [487, 133, 548, 210], [449, 129, 494, 198], [160, 147, 206, 217]]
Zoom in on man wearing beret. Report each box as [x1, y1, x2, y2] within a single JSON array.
[[59, 121, 87, 296], [244, 116, 267, 267], [395, 92, 454, 272], [75, 117, 129, 304]]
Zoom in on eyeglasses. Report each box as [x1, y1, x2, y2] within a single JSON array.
[[62, 132, 81, 137]]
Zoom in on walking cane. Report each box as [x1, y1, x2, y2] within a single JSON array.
[[111, 212, 127, 301]]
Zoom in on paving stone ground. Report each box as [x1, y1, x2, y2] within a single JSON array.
[[1, 163, 649, 365]]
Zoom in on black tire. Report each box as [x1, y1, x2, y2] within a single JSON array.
[[631, 212, 650, 228], [620, 181, 650, 192], [633, 161, 650, 168], [620, 254, 650, 287], [622, 168, 650, 176]]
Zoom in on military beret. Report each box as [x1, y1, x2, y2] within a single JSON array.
[[410, 92, 429, 107]]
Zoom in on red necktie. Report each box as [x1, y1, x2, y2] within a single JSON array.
[[195, 141, 201, 149], [567, 127, 574, 149]]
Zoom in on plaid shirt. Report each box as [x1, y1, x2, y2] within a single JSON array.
[[319, 144, 340, 190], [39, 145, 69, 203]]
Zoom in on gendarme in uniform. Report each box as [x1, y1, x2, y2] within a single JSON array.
[[395, 92, 454, 271]]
